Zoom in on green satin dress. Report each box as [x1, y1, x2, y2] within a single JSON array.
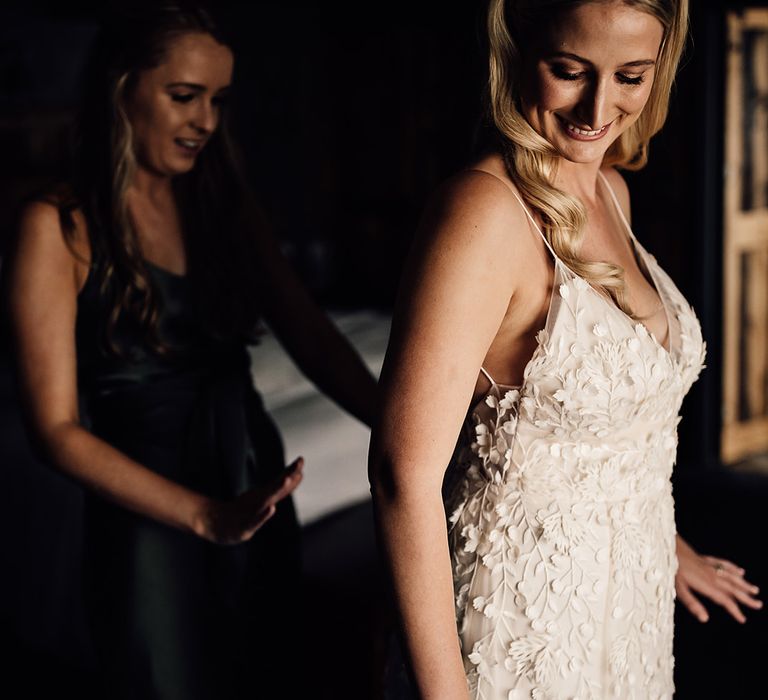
[[76, 259, 301, 700]]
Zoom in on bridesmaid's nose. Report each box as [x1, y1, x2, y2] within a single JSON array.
[[191, 100, 217, 135]]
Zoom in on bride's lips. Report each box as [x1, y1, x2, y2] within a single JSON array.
[[556, 114, 613, 141]]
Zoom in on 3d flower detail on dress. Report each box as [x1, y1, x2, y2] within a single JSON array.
[[446, 258, 705, 700]]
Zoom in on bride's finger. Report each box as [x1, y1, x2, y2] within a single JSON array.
[[722, 582, 764, 610], [702, 556, 745, 576], [721, 572, 761, 596], [708, 589, 746, 623], [703, 559, 761, 596], [676, 582, 709, 622]]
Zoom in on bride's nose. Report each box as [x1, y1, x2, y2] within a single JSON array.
[[574, 79, 611, 130]]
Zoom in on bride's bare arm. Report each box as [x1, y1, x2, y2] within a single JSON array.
[[368, 171, 529, 698], [674, 534, 762, 623]]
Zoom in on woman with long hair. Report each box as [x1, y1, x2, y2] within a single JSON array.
[[370, 1, 762, 697], [4, 4, 376, 698]]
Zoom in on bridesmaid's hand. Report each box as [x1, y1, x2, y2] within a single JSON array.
[[194, 457, 304, 545], [675, 535, 763, 624]]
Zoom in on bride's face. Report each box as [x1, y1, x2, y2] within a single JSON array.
[[125, 32, 233, 178], [519, 1, 664, 164]]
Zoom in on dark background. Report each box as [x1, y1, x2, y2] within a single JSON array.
[[0, 1, 766, 698]]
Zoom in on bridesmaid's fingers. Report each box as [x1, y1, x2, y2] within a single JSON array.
[[242, 460, 304, 511], [285, 456, 305, 474], [676, 581, 709, 623], [244, 504, 277, 538], [263, 468, 303, 508]]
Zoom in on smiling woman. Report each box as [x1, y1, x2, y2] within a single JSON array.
[[125, 33, 232, 177], [3, 3, 378, 699], [520, 4, 662, 159], [370, 1, 762, 698]]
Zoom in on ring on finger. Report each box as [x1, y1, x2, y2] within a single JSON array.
[[714, 562, 725, 575]]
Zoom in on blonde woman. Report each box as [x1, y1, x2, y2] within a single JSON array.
[[369, 1, 762, 698]]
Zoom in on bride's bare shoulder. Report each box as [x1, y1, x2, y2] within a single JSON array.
[[600, 165, 632, 221], [421, 152, 531, 247]]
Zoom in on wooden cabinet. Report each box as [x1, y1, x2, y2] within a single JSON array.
[[722, 9, 768, 462]]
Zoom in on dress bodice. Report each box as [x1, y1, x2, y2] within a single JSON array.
[[446, 173, 706, 699]]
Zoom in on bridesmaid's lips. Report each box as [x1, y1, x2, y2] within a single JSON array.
[[174, 138, 204, 159]]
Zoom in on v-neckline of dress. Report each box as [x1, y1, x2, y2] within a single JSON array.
[[477, 171, 677, 407], [482, 243, 674, 397], [560, 241, 674, 360], [578, 172, 674, 359]]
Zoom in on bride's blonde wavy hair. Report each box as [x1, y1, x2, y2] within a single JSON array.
[[488, 0, 688, 318]]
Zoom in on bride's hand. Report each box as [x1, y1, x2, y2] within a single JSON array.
[[675, 535, 763, 623], [194, 457, 304, 545]]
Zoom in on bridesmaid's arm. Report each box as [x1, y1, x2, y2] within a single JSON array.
[[251, 216, 379, 427], [5, 202, 301, 544], [368, 171, 529, 699]]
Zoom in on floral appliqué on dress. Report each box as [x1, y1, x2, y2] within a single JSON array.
[[446, 248, 706, 700]]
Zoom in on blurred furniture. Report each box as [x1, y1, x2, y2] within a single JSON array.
[[722, 8, 768, 463]]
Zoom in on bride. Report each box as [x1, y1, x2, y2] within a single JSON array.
[[369, 1, 762, 698]]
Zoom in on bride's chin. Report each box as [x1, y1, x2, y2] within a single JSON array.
[[559, 150, 608, 165], [549, 133, 621, 165]]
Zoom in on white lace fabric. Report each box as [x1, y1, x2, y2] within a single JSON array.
[[446, 177, 707, 700]]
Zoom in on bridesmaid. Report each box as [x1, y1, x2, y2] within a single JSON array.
[[4, 4, 376, 699]]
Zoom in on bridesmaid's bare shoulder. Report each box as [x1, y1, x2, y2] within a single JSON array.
[[13, 186, 91, 293]]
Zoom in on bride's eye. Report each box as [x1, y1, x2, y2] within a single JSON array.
[[551, 64, 584, 81], [170, 93, 195, 103], [616, 73, 644, 86]]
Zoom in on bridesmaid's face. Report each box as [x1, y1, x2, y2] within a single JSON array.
[[518, 1, 663, 164], [125, 32, 233, 177]]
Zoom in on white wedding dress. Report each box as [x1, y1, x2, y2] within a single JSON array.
[[446, 173, 706, 700]]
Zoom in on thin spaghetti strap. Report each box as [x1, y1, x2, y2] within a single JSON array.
[[467, 168, 560, 263], [597, 170, 637, 242], [506, 188, 560, 263], [479, 366, 497, 387]]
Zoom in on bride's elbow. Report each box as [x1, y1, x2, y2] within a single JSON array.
[[368, 450, 398, 504], [368, 449, 442, 510]]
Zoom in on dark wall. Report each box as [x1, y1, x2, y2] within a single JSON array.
[[224, 3, 486, 308], [0, 1, 486, 309]]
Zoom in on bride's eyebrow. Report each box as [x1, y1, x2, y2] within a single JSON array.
[[546, 51, 656, 68]]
